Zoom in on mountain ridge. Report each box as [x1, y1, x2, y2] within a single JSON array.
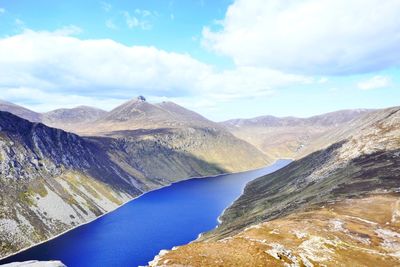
[[220, 108, 373, 160], [221, 109, 372, 127], [0, 110, 229, 258], [149, 106, 400, 266]]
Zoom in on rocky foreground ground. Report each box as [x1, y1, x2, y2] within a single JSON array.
[[149, 194, 400, 267], [149, 107, 400, 266]]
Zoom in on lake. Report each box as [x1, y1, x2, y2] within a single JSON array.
[[0, 160, 291, 267]]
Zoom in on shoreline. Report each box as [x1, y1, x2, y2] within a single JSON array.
[[159, 159, 292, 262], [196, 159, 292, 240], [0, 160, 289, 263], [216, 159, 292, 226]]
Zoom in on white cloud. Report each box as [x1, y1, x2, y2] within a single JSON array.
[[1, 86, 126, 112], [53, 25, 82, 35], [101, 1, 112, 12], [0, 8, 5, 14], [318, 77, 328, 84], [105, 19, 118, 30], [122, 11, 139, 29], [15, 18, 25, 28], [122, 9, 155, 30], [202, 0, 400, 75], [357, 75, 390, 90], [134, 9, 152, 17], [0, 29, 312, 111]]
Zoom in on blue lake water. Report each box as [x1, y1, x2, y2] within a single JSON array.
[[0, 160, 291, 267]]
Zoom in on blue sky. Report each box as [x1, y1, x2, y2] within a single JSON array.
[[0, 0, 398, 120]]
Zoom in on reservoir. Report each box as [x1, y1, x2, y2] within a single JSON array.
[[0, 160, 291, 267]]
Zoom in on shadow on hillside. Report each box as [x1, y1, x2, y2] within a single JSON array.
[[87, 134, 227, 190], [100, 128, 175, 138]]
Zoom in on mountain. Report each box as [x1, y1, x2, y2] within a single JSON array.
[[0, 111, 227, 258], [220, 109, 372, 160], [0, 98, 270, 173], [222, 109, 371, 128], [149, 106, 400, 266], [43, 106, 107, 127], [75, 97, 271, 173], [0, 100, 42, 123], [83, 97, 232, 133], [0, 111, 139, 257]]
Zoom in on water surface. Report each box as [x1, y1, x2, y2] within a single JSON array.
[[0, 160, 291, 267]]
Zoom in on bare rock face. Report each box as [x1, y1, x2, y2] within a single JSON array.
[[0, 111, 142, 258], [0, 111, 225, 259]]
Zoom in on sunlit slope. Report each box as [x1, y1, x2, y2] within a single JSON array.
[[150, 106, 400, 266]]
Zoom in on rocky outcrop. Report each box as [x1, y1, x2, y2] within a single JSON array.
[[150, 194, 400, 267], [1, 260, 66, 266]]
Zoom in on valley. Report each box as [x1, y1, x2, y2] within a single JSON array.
[[221, 109, 372, 160], [0, 98, 398, 266], [0, 161, 290, 266], [0, 97, 268, 259], [1, 1, 398, 266]]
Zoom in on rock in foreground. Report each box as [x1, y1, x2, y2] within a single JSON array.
[[0, 260, 66, 267], [149, 194, 400, 266]]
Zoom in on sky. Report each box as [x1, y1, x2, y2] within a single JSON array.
[[0, 0, 399, 121]]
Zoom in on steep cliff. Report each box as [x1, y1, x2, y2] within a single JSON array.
[[0, 111, 224, 258]]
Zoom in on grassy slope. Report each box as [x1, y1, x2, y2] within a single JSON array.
[[149, 107, 400, 266]]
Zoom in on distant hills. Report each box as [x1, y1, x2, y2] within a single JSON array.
[[0, 100, 43, 123], [42, 106, 107, 132], [222, 109, 371, 127], [220, 109, 372, 160]]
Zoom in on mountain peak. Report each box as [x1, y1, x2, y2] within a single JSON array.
[[0, 99, 42, 123], [137, 95, 146, 102]]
